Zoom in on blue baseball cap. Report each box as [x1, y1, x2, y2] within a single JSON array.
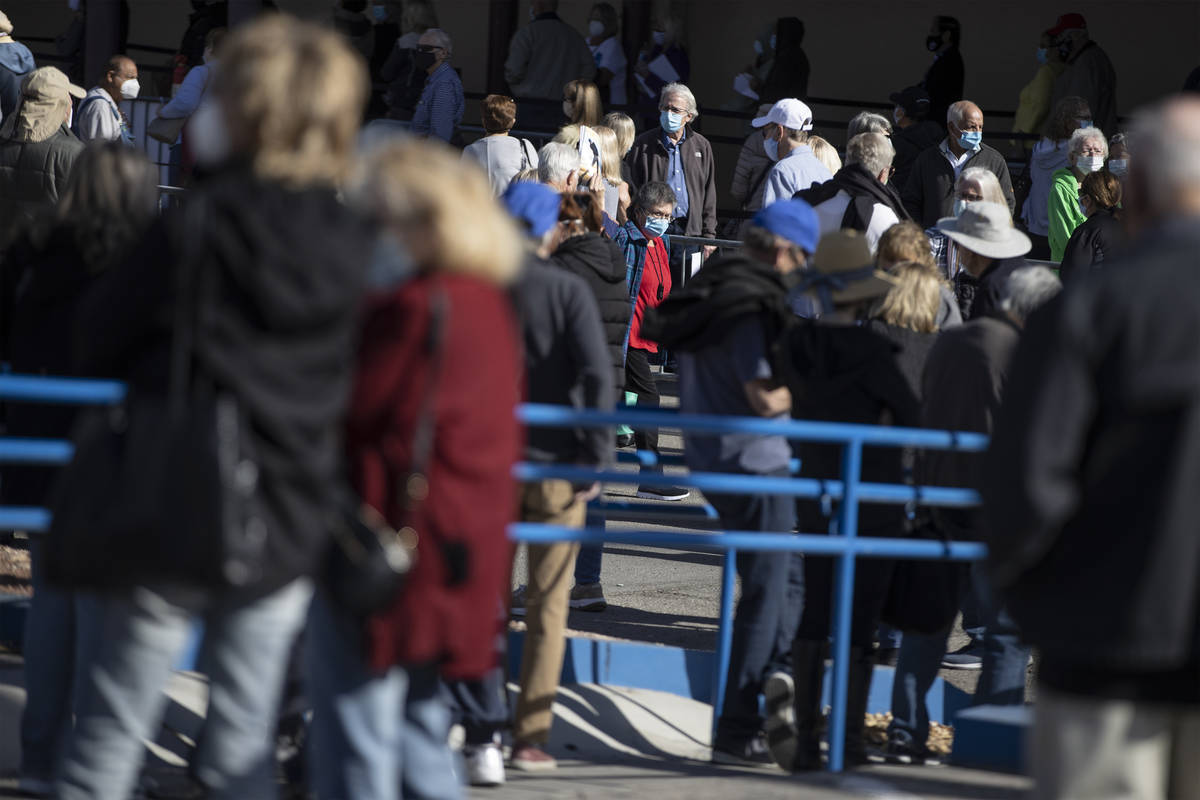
[[501, 181, 560, 239], [752, 199, 819, 254]]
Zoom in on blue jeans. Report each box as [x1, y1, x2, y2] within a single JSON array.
[[889, 563, 1031, 745], [877, 623, 903, 651], [709, 484, 802, 741], [19, 537, 101, 783], [573, 504, 606, 586], [56, 578, 313, 800], [307, 590, 461, 800], [443, 667, 509, 746]]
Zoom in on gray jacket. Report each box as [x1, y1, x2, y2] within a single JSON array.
[[0, 124, 83, 248], [504, 14, 595, 101]]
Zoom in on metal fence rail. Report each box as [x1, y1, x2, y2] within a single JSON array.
[[0, 375, 990, 774]]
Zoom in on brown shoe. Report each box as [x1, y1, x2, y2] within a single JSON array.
[[510, 743, 557, 772]]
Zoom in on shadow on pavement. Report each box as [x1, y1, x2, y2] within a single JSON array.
[[567, 605, 717, 650]]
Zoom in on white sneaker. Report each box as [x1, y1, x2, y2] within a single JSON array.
[[465, 742, 506, 787]]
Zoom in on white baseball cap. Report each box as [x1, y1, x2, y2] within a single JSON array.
[[751, 98, 814, 131]]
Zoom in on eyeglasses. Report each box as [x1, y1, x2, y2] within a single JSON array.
[[660, 104, 688, 116], [645, 211, 673, 221]]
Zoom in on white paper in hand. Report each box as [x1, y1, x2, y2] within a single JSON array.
[[648, 53, 680, 84], [733, 73, 760, 100]]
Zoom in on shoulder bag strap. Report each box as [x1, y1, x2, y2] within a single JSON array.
[[399, 282, 450, 514]]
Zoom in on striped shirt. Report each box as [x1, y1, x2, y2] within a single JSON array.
[[412, 62, 463, 143]]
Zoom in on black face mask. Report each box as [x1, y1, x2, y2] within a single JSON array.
[[926, 34, 943, 52], [1057, 42, 1072, 60], [413, 50, 437, 71]]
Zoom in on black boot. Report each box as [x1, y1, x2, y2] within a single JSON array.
[[841, 646, 876, 767], [787, 639, 826, 772]]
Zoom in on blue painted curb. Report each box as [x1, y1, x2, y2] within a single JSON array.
[[952, 703, 1031, 773]]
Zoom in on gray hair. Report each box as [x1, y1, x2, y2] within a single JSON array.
[[1068, 126, 1108, 158], [947, 100, 981, 127], [846, 132, 895, 177], [633, 180, 676, 213], [956, 166, 1007, 206], [847, 111, 892, 139], [537, 141, 578, 187], [1130, 99, 1200, 212], [660, 82, 698, 118], [999, 266, 1062, 322], [422, 27, 452, 54]]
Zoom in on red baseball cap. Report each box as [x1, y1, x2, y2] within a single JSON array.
[[1048, 13, 1087, 36]]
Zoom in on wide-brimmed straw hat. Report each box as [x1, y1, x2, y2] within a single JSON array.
[[803, 230, 898, 311], [936, 201, 1032, 260]]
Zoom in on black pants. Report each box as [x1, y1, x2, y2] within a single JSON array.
[[796, 542, 894, 648], [624, 347, 660, 459]]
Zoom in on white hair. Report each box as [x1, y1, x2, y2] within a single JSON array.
[[848, 111, 892, 139], [422, 27, 452, 54], [537, 141, 577, 187], [1000, 266, 1062, 322], [947, 100, 980, 127], [659, 82, 698, 118], [956, 167, 1007, 206], [846, 132, 894, 177], [1131, 101, 1200, 212], [1068, 126, 1108, 158]]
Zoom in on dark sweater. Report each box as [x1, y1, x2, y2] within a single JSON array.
[[625, 126, 718, 238], [511, 257, 614, 466], [1059, 208, 1125, 284], [550, 233, 631, 393], [902, 141, 1016, 227], [891, 120, 944, 193], [922, 46, 964, 125]]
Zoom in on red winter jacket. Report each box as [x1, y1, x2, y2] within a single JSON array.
[[347, 273, 522, 679]]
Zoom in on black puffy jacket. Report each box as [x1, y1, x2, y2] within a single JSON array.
[[551, 232, 631, 393]]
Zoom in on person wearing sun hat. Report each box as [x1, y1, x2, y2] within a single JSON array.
[[767, 229, 919, 773], [0, 65, 86, 248], [937, 200, 1032, 320], [0, 10, 35, 122]]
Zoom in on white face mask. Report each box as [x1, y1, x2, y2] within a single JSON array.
[[120, 78, 140, 100], [588, 20, 605, 38], [1077, 154, 1105, 175], [188, 101, 231, 167]]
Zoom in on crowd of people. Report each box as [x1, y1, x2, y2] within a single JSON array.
[[0, 4, 1198, 800]]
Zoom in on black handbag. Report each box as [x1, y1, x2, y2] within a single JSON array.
[[45, 200, 267, 590], [879, 514, 969, 635], [323, 286, 449, 616]]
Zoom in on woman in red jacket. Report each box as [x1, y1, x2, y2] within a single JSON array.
[[308, 140, 524, 800]]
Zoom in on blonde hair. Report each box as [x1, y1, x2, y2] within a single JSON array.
[[564, 79, 603, 127], [601, 111, 635, 155], [594, 126, 624, 185], [876, 221, 935, 270], [873, 261, 942, 333], [212, 16, 367, 187], [553, 123, 581, 147], [510, 167, 540, 185], [352, 140, 523, 286], [808, 135, 842, 175]]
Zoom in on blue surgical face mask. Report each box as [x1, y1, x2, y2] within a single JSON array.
[[1108, 158, 1128, 176], [753, 39, 764, 56], [652, 30, 665, 46], [953, 198, 973, 217], [1078, 119, 1092, 129], [764, 137, 780, 162], [957, 128, 983, 150], [1036, 47, 1048, 64], [370, 5, 387, 21], [643, 216, 670, 238], [660, 110, 684, 133]]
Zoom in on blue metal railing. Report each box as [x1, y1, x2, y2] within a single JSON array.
[[0, 375, 989, 773], [512, 403, 989, 773]]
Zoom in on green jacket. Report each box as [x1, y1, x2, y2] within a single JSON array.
[[1048, 167, 1086, 262]]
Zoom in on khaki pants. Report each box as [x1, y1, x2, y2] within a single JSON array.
[[512, 480, 585, 745], [1033, 686, 1200, 800]]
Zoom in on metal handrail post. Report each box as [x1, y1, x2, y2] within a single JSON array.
[[711, 547, 738, 741], [826, 438, 863, 772]]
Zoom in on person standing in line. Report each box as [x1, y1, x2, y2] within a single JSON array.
[[641, 199, 819, 767], [379, 0, 437, 121], [882, 266, 1057, 765], [504, 0, 595, 131], [902, 100, 1015, 227], [411, 28, 462, 144], [631, 13, 689, 111], [562, 78, 602, 127], [586, 2, 626, 107], [75, 54, 139, 145], [983, 97, 1200, 800], [1047, 125, 1107, 261], [0, 11, 34, 122], [920, 15, 963, 125], [1046, 13, 1117, 135], [1012, 30, 1066, 152], [0, 66, 86, 250], [756, 17, 809, 104], [1059, 168, 1126, 283], [754, 98, 831, 207], [503, 181, 614, 773], [889, 86, 943, 193], [56, 18, 374, 800], [727, 103, 774, 237], [461, 94, 538, 196], [1018, 95, 1091, 260]]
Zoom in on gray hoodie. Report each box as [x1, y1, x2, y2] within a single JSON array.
[[0, 41, 35, 123], [1021, 137, 1070, 237]]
